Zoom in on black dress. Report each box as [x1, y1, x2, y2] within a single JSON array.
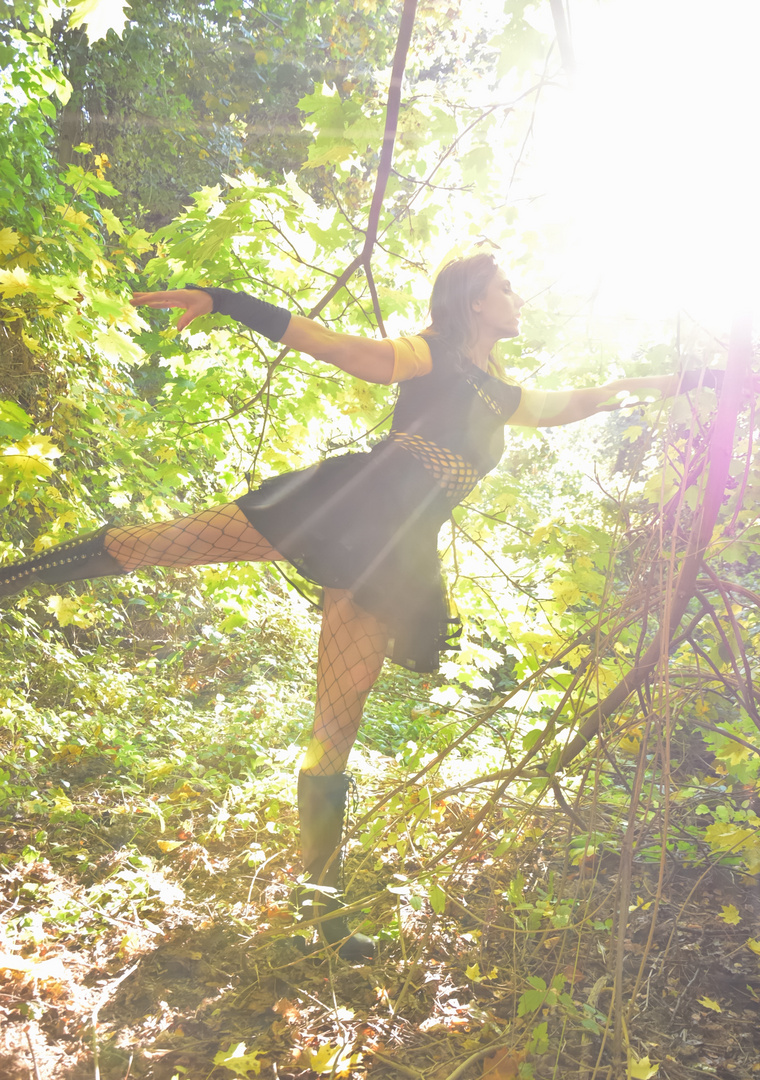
[[236, 335, 521, 673]]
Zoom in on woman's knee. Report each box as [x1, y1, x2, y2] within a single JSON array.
[[345, 654, 384, 696]]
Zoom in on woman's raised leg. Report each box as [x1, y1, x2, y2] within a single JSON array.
[[0, 504, 282, 597], [104, 503, 282, 569]]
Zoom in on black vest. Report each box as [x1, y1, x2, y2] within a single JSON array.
[[390, 336, 522, 477]]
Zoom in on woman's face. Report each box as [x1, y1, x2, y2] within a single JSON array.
[[471, 268, 524, 338]]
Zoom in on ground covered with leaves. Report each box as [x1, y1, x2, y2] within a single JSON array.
[[2, 623, 759, 1080]]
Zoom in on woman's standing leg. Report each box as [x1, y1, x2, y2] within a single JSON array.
[[298, 587, 388, 962]]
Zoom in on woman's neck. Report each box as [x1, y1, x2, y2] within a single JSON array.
[[468, 334, 498, 371]]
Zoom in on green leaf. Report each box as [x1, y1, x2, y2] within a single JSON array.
[[0, 401, 32, 440], [429, 882, 446, 915], [518, 987, 547, 1015], [522, 728, 543, 751]]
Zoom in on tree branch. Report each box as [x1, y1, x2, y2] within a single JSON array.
[[559, 312, 752, 768], [549, 0, 575, 78]]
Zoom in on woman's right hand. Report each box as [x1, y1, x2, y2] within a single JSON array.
[[130, 288, 213, 331]]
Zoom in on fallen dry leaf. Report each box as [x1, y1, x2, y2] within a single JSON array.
[[0, 952, 67, 981], [482, 1047, 525, 1079]]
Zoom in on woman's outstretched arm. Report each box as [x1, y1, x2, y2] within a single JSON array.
[[509, 372, 720, 428], [130, 287, 394, 384]]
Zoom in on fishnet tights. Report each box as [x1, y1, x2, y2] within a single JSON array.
[[102, 507, 384, 779], [104, 504, 283, 569], [302, 588, 388, 777], [390, 432, 480, 501]]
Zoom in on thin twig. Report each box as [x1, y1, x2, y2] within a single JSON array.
[[24, 1025, 41, 1080]]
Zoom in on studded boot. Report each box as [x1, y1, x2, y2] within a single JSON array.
[[0, 526, 125, 599], [297, 771, 376, 963]]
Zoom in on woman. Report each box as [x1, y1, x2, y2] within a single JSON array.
[[0, 254, 709, 961]]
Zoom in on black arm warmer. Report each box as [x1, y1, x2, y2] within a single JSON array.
[[186, 284, 292, 342], [678, 369, 724, 394]]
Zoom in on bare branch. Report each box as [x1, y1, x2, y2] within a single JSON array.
[[559, 312, 753, 768]]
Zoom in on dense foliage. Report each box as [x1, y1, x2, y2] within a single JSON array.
[[1, 1, 758, 1077]]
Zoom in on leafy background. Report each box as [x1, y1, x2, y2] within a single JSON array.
[[1, 1, 759, 1078]]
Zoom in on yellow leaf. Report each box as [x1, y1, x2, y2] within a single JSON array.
[[703, 821, 756, 853], [213, 1041, 262, 1076], [620, 734, 642, 756], [55, 205, 96, 231], [0, 953, 67, 981], [157, 840, 185, 853], [169, 782, 203, 801], [746, 938, 760, 956], [465, 962, 482, 980], [697, 996, 722, 1012], [309, 1043, 360, 1077], [94, 327, 145, 366], [99, 206, 125, 236], [0, 227, 21, 256], [46, 595, 98, 629], [0, 265, 33, 297], [1, 435, 62, 479], [720, 904, 741, 925], [715, 740, 753, 766], [51, 790, 74, 812], [628, 1053, 659, 1079], [551, 578, 582, 608], [52, 285, 80, 303]]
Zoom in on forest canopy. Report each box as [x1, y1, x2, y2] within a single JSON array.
[[0, 1, 759, 1078]]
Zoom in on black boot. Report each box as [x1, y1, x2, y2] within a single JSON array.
[[297, 771, 376, 963], [0, 526, 125, 599]]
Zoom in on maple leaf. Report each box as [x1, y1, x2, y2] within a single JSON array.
[[94, 327, 145, 366], [46, 595, 98, 629], [213, 1041, 262, 1076], [0, 228, 20, 256], [68, 0, 132, 43], [628, 1054, 659, 1079], [697, 996, 722, 1012], [309, 1042, 361, 1076], [720, 904, 741, 925], [0, 266, 33, 297], [1, 435, 62, 479]]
